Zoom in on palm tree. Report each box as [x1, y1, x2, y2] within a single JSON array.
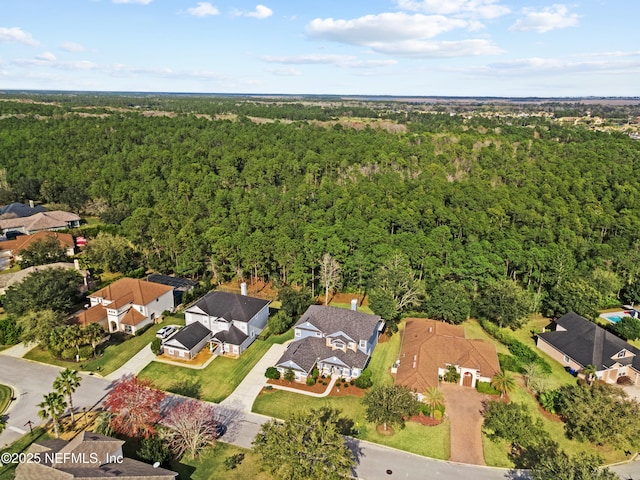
[[491, 370, 516, 400], [582, 364, 597, 386], [37, 391, 67, 438], [443, 365, 460, 384], [54, 368, 81, 423], [423, 387, 445, 418]]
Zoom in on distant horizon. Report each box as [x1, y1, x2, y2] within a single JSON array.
[[2, 89, 640, 104], [2, 1, 638, 97]]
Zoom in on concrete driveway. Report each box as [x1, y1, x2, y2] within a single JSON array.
[[441, 382, 490, 465]]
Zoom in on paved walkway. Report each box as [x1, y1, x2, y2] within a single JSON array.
[[0, 342, 35, 358], [219, 343, 288, 413], [105, 342, 156, 380], [153, 352, 218, 370], [270, 374, 339, 397]]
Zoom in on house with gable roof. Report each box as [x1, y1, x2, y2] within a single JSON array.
[[0, 210, 81, 235], [275, 305, 384, 381], [162, 321, 212, 360], [73, 277, 174, 334], [536, 311, 640, 385], [15, 431, 177, 480], [0, 231, 75, 262], [184, 289, 270, 356]]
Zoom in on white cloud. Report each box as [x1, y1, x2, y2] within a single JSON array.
[[0, 27, 39, 46], [112, 0, 153, 4], [396, 0, 510, 19], [60, 41, 87, 53], [510, 4, 580, 33], [306, 13, 468, 44], [262, 53, 397, 69], [371, 38, 502, 57], [36, 51, 56, 62], [246, 5, 273, 19], [268, 67, 302, 76], [187, 2, 219, 16]]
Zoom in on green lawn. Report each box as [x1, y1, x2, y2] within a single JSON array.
[[253, 389, 449, 459], [171, 442, 272, 480], [24, 315, 186, 376], [366, 322, 403, 386], [138, 330, 293, 403], [0, 384, 12, 415]]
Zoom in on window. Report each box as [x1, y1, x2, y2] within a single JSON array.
[[315, 331, 322, 337], [618, 350, 626, 358], [563, 355, 570, 363], [333, 340, 345, 349], [295, 330, 301, 337], [348, 342, 355, 349], [168, 348, 175, 355], [359, 339, 367, 348], [179, 350, 185, 357]]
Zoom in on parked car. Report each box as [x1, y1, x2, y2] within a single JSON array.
[[213, 423, 227, 439], [156, 326, 178, 339]]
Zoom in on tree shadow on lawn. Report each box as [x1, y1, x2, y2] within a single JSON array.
[[167, 380, 202, 399]]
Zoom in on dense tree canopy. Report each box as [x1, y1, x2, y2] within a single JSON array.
[[1, 96, 640, 322]]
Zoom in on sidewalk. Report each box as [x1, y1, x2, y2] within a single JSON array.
[[105, 342, 156, 380], [0, 342, 35, 358], [269, 374, 338, 397], [219, 343, 288, 413]]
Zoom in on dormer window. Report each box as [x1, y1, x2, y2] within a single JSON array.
[[333, 340, 345, 350], [618, 350, 626, 358], [359, 339, 367, 348]]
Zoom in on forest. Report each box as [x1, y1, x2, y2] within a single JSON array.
[[1, 93, 640, 324]]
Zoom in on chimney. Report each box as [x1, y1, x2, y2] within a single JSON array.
[[240, 282, 247, 296], [351, 299, 357, 311], [29, 200, 34, 209]]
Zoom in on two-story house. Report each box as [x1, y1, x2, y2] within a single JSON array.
[[184, 288, 270, 356], [73, 277, 174, 334], [275, 305, 384, 381], [0, 210, 81, 235]]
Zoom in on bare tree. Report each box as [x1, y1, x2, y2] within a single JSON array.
[[319, 253, 341, 306], [161, 399, 220, 459]]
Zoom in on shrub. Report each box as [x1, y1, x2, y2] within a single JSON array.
[[265, 367, 280, 380], [268, 310, 292, 335], [78, 345, 94, 360], [344, 383, 349, 388], [265, 385, 273, 391], [135, 323, 153, 336], [355, 369, 373, 389], [284, 367, 296, 383], [419, 404, 431, 416], [477, 381, 500, 395], [224, 453, 245, 470], [306, 376, 316, 386], [61, 348, 77, 361], [433, 409, 443, 420], [350, 379, 355, 386], [151, 337, 162, 355], [311, 367, 319, 379], [498, 353, 523, 373]]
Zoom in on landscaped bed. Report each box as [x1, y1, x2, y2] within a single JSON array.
[[0, 384, 12, 415]]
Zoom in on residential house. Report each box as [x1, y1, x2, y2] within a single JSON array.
[[184, 288, 270, 356], [275, 305, 384, 381], [536, 311, 640, 385], [73, 278, 174, 334], [0, 231, 75, 263], [162, 321, 212, 360], [0, 201, 46, 219], [15, 431, 177, 480], [145, 273, 197, 306], [0, 210, 81, 235], [395, 318, 500, 395]]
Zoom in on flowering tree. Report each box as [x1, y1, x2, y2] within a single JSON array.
[[161, 399, 219, 459], [103, 375, 165, 439]]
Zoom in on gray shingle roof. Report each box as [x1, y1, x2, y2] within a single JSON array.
[[0, 202, 46, 218], [276, 336, 370, 374], [294, 305, 382, 341], [211, 324, 248, 346], [537, 311, 640, 370], [189, 291, 269, 323], [167, 322, 211, 350]]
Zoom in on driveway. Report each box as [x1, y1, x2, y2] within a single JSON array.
[[441, 382, 490, 465]]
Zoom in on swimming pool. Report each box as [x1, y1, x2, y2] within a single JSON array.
[[599, 311, 631, 324]]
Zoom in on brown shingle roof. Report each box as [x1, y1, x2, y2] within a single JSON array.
[[0, 231, 74, 254], [90, 278, 173, 307], [395, 318, 501, 392]]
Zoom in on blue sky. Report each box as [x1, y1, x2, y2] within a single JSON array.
[[1, 0, 638, 96]]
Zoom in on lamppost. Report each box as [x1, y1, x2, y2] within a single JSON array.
[[24, 420, 34, 434]]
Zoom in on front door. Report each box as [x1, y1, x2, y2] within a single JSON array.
[[462, 372, 473, 387]]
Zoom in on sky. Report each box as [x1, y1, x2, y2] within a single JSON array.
[[1, 0, 638, 97]]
